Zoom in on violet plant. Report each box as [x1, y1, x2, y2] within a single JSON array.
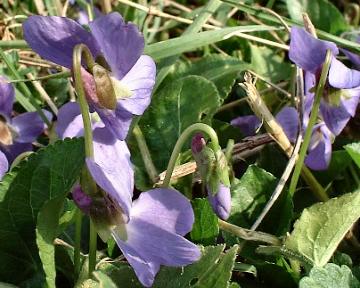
[[1, 1, 360, 288]]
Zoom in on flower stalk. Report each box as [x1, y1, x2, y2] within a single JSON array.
[[162, 123, 221, 188], [288, 50, 332, 200], [72, 43, 98, 277]]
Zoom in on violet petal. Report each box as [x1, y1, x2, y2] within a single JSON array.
[[275, 107, 299, 143], [1, 142, 33, 164], [329, 57, 360, 89], [131, 188, 195, 235], [23, 16, 100, 68], [0, 77, 15, 118], [119, 55, 156, 115], [320, 100, 352, 136], [0, 150, 8, 179], [305, 124, 332, 170], [56, 102, 84, 139], [11, 110, 52, 143], [207, 183, 231, 220], [94, 104, 133, 140], [86, 127, 134, 221], [230, 115, 261, 136], [114, 218, 201, 267], [289, 26, 339, 73], [89, 12, 145, 79], [112, 232, 160, 287]]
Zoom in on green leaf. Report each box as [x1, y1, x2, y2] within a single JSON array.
[[93, 271, 117, 288], [139, 75, 220, 170], [299, 263, 360, 288], [285, 190, 360, 267], [227, 165, 292, 236], [0, 138, 85, 285], [145, 25, 281, 60], [36, 196, 65, 288], [250, 44, 292, 83], [345, 143, 360, 169], [177, 55, 248, 100], [190, 198, 219, 245], [153, 244, 238, 288], [285, 0, 349, 34]]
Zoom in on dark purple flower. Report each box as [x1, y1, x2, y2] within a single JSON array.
[[289, 27, 360, 136], [0, 78, 52, 163], [230, 106, 333, 170], [23, 12, 156, 140], [191, 133, 231, 220], [231, 107, 299, 142], [230, 115, 261, 137]]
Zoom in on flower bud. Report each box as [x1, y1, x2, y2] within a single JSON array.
[[72, 185, 92, 215], [191, 133, 232, 220], [92, 64, 118, 110], [207, 183, 231, 220], [72, 185, 126, 242]]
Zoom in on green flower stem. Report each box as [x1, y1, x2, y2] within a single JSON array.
[[73, 44, 95, 159], [73, 44, 98, 277], [162, 123, 220, 188], [288, 50, 332, 200], [133, 124, 158, 183], [74, 209, 82, 278], [89, 220, 97, 276], [218, 219, 281, 246], [0, 47, 51, 126]]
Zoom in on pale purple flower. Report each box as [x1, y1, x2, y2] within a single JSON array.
[[191, 133, 231, 220], [289, 26, 360, 136], [59, 103, 200, 286], [23, 12, 156, 140], [0, 150, 8, 180], [0, 78, 52, 164], [207, 183, 231, 220]]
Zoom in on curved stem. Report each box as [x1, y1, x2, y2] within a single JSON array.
[[73, 44, 98, 277], [288, 50, 332, 200], [162, 123, 220, 188], [73, 44, 96, 159]]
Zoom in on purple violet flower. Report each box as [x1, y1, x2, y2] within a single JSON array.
[[0, 150, 8, 180], [191, 133, 231, 220], [0, 78, 52, 164], [58, 103, 200, 286], [23, 12, 156, 140], [231, 106, 333, 170], [289, 26, 360, 136]]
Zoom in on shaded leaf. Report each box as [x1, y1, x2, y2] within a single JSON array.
[[190, 198, 219, 245], [345, 143, 360, 169], [0, 138, 85, 284], [36, 196, 65, 288]]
